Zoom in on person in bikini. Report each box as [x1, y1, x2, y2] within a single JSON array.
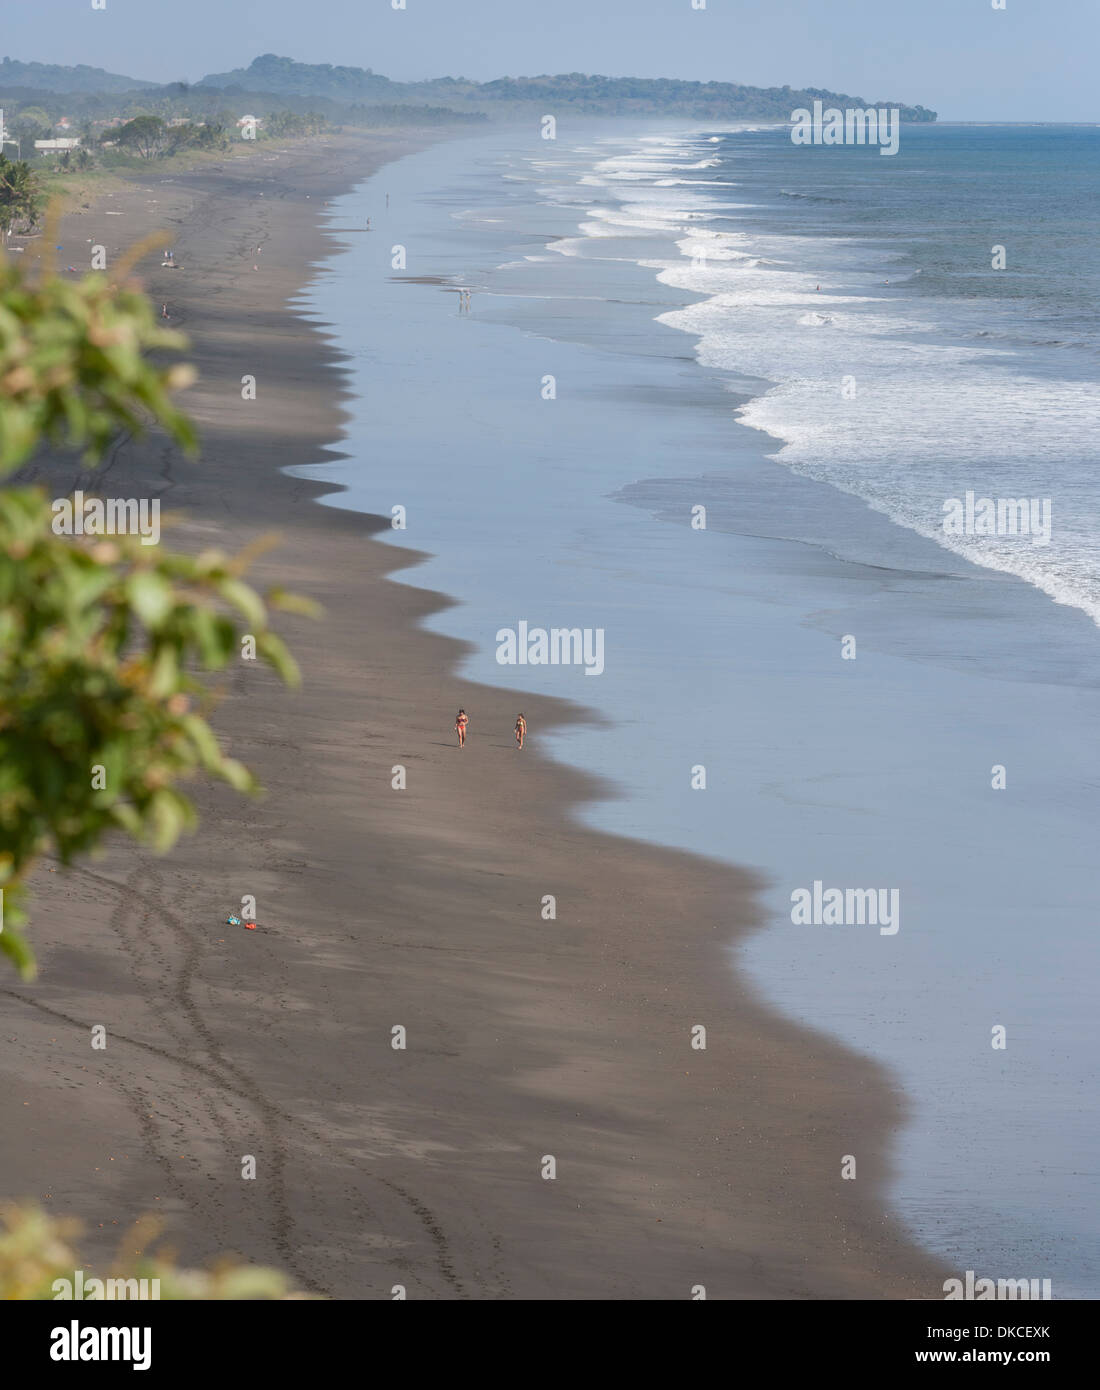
[[455, 709, 469, 748], [514, 713, 527, 750]]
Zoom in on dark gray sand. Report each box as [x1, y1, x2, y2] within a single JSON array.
[[2, 133, 947, 1299]]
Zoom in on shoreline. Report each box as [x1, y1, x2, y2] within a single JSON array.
[[4, 131, 949, 1298]]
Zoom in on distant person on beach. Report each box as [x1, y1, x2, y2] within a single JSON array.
[[515, 714, 526, 750], [161, 303, 169, 319], [455, 709, 469, 748]]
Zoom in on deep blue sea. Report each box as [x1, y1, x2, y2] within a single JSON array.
[[295, 121, 1100, 1296]]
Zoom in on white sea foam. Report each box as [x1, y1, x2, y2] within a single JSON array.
[[561, 131, 1100, 626]]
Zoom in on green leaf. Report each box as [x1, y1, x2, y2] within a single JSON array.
[[126, 572, 174, 630], [255, 631, 300, 688], [216, 578, 266, 629], [0, 925, 36, 981], [219, 759, 256, 794], [266, 588, 323, 619], [180, 713, 223, 773], [146, 645, 181, 699], [148, 789, 188, 853]]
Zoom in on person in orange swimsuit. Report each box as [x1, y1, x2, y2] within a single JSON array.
[[514, 713, 527, 749], [455, 709, 469, 748]]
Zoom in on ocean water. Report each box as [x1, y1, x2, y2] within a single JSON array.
[[294, 122, 1100, 1297]]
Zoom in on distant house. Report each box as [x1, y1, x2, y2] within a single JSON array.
[[236, 114, 262, 129], [34, 137, 81, 151]]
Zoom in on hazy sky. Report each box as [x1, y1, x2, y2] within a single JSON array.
[[3, 0, 1095, 122]]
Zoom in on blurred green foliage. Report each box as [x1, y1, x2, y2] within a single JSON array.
[[0, 228, 317, 977], [0, 1203, 309, 1299]]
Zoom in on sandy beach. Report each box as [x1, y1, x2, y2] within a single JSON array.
[[2, 131, 950, 1299]]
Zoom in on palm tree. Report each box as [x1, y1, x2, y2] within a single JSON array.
[[0, 154, 41, 233]]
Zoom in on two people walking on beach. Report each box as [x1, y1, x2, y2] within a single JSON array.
[[453, 710, 527, 749]]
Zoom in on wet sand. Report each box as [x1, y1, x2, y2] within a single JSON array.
[[2, 131, 948, 1298]]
